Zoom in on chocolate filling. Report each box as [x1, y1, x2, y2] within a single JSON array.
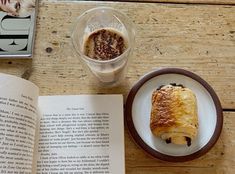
[[185, 137, 191, 146], [157, 83, 185, 90], [157, 85, 165, 90], [165, 138, 171, 144], [170, 83, 185, 88]]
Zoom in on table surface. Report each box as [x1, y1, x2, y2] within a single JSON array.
[[105, 0, 235, 4], [0, 0, 235, 173]]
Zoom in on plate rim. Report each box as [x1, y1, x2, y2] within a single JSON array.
[[125, 68, 223, 162]]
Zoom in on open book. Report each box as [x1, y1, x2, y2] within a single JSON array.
[[0, 73, 125, 173]]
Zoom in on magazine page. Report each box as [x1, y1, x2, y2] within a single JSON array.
[[33, 95, 125, 174], [0, 73, 39, 173], [0, 0, 38, 58]]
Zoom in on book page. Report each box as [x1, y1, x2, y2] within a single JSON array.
[[0, 73, 39, 173], [34, 95, 124, 174]]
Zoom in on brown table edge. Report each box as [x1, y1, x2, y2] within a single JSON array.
[[90, 0, 235, 5]]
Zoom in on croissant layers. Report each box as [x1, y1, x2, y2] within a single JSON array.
[[150, 84, 199, 146]]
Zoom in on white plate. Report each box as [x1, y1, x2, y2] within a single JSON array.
[[125, 68, 223, 162]]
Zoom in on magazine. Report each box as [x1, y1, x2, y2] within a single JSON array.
[[0, 0, 38, 58], [0, 73, 125, 173]]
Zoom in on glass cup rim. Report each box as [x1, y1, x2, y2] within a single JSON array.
[[71, 6, 135, 64]]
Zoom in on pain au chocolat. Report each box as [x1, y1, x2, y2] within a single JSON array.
[[150, 84, 199, 146]]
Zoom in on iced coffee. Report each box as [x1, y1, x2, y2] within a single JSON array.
[[71, 7, 135, 86], [83, 28, 128, 84]]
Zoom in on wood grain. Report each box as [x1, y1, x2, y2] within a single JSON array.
[[112, 0, 235, 5], [0, 1, 234, 109], [125, 112, 235, 173], [0, 1, 234, 173]]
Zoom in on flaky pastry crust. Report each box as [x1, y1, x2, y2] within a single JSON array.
[[150, 84, 198, 146]]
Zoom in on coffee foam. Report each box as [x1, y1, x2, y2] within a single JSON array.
[[84, 28, 128, 61]]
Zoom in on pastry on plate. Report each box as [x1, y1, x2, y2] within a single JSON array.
[[150, 84, 199, 146]]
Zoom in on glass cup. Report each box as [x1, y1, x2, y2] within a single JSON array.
[[71, 7, 135, 87]]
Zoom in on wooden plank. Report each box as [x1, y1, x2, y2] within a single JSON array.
[[52, 0, 235, 5], [125, 112, 235, 173], [111, 0, 235, 5], [0, 1, 234, 108]]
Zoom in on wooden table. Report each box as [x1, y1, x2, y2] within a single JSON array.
[[0, 0, 235, 173], [115, 0, 235, 5]]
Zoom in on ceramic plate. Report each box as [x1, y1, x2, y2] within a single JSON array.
[[125, 68, 223, 162]]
